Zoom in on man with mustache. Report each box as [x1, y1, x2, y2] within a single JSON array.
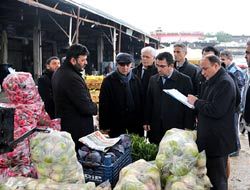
[[52, 44, 97, 153]]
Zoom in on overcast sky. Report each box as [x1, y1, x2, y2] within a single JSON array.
[[79, 0, 249, 35]]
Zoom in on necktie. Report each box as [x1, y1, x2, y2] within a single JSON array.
[[161, 76, 169, 85], [141, 68, 146, 79]]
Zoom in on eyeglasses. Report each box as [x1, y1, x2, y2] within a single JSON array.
[[156, 63, 168, 68]]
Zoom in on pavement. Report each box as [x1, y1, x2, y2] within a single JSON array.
[[229, 133, 250, 190]]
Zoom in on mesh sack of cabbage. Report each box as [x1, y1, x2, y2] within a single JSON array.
[[30, 130, 85, 183], [155, 128, 212, 189], [163, 151, 212, 190], [0, 176, 96, 190], [113, 159, 161, 190]]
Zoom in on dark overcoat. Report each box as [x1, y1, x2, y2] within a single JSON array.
[[144, 70, 195, 144], [52, 62, 97, 150], [194, 68, 238, 157], [175, 59, 199, 94], [132, 63, 158, 97], [38, 70, 55, 119], [99, 71, 143, 137], [244, 87, 250, 123]]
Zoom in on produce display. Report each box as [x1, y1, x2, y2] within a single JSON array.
[[130, 134, 158, 161], [0, 72, 213, 189], [2, 72, 40, 104], [155, 128, 212, 189], [0, 177, 96, 190], [30, 130, 84, 183], [0, 72, 61, 178], [78, 134, 131, 166], [85, 75, 104, 103], [114, 159, 161, 190], [85, 75, 104, 90]]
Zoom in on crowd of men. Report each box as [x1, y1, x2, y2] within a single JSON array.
[[37, 42, 250, 190]]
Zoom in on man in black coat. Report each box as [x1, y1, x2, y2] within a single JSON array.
[[143, 52, 195, 144], [38, 56, 60, 119], [188, 55, 237, 190], [243, 41, 250, 147], [99, 53, 143, 137], [197, 46, 220, 98], [52, 44, 97, 152], [132, 46, 158, 98], [173, 43, 199, 95]]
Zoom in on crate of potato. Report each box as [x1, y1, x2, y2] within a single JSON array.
[[85, 75, 104, 103], [89, 89, 100, 103], [85, 75, 104, 90]]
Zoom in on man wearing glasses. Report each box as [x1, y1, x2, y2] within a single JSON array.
[[143, 52, 195, 144], [99, 53, 143, 137], [52, 44, 97, 153]]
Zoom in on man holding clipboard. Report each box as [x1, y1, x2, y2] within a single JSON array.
[[187, 55, 237, 190], [143, 52, 195, 144]]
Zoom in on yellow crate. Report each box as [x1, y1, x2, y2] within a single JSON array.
[[85, 75, 104, 90]]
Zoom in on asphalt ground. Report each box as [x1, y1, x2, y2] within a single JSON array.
[[229, 133, 250, 190]]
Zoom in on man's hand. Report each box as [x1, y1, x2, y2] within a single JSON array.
[[100, 129, 110, 135], [187, 94, 198, 105]]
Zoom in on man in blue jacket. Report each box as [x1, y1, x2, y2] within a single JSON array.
[[220, 50, 245, 157]]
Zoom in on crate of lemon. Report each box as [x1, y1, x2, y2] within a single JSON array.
[[85, 75, 104, 103]]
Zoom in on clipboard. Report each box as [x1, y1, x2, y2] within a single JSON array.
[[163, 89, 194, 109]]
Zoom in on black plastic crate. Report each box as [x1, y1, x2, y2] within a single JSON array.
[[80, 147, 132, 187], [0, 106, 15, 153]]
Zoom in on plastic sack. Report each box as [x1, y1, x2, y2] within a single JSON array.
[[155, 128, 199, 186], [114, 159, 161, 190], [37, 109, 61, 131], [0, 165, 37, 179], [30, 130, 85, 183], [2, 72, 41, 104], [1, 177, 96, 190], [0, 139, 30, 168], [164, 163, 212, 190]]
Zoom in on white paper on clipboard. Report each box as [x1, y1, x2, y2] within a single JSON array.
[[163, 89, 194, 109]]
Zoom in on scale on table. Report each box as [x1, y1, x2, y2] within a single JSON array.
[[0, 106, 49, 154]]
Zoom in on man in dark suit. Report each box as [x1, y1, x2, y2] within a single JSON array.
[[173, 43, 199, 94], [143, 52, 195, 144], [52, 44, 97, 152], [132, 46, 158, 97], [188, 55, 237, 190], [197, 46, 220, 98]]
